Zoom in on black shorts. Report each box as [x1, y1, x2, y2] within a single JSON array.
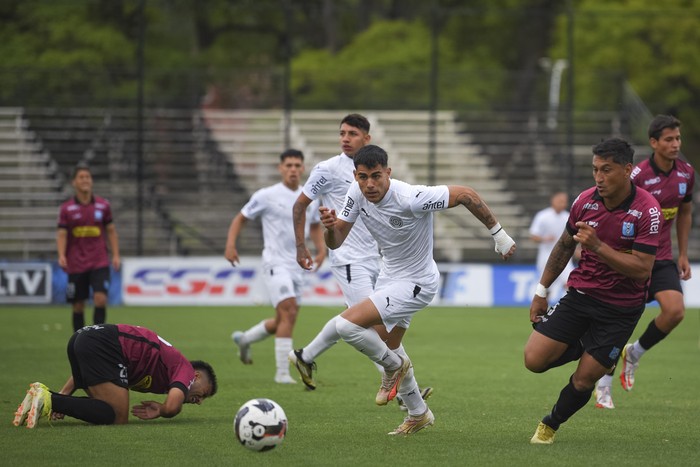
[[533, 289, 645, 368], [67, 324, 129, 389], [66, 267, 110, 303], [648, 260, 683, 301]]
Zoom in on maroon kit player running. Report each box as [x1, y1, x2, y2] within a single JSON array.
[[595, 115, 695, 408], [57, 162, 120, 331], [13, 324, 217, 428], [524, 138, 662, 444]]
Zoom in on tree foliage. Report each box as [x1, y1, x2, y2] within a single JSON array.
[[1, 0, 699, 153]]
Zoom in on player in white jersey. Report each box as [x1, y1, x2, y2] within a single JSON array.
[[529, 191, 576, 305], [291, 114, 432, 407], [294, 144, 516, 435], [225, 149, 326, 384]]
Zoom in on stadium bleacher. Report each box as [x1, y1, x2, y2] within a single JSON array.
[[2, 107, 698, 263]]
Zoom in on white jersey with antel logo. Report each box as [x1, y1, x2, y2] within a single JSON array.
[[241, 182, 320, 270], [302, 153, 380, 266], [338, 179, 450, 282]]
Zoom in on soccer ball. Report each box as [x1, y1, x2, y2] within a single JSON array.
[[234, 398, 287, 452]]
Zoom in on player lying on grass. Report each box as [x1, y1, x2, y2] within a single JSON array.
[[13, 324, 217, 428]]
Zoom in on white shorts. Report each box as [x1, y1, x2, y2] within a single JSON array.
[[368, 273, 439, 332], [263, 265, 305, 308], [331, 260, 380, 307]]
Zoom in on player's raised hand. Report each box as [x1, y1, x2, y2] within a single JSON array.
[[319, 207, 337, 230], [573, 222, 602, 252]]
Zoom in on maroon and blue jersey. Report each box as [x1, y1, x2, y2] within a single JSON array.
[[630, 156, 695, 261], [58, 195, 113, 274], [566, 184, 661, 307], [117, 324, 196, 396]]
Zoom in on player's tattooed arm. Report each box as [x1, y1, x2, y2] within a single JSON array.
[[449, 186, 497, 229], [293, 193, 314, 270], [542, 230, 577, 286]]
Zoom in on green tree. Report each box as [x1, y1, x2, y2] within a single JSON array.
[[548, 0, 700, 159]]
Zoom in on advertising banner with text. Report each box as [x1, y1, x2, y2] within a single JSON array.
[[120, 257, 700, 308]]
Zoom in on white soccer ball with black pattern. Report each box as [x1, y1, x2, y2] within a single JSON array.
[[234, 398, 288, 452]]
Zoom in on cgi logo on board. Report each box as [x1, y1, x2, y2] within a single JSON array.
[[124, 267, 257, 298]]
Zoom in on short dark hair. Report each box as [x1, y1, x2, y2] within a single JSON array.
[[648, 114, 681, 140], [353, 144, 388, 169], [280, 148, 303, 162], [340, 113, 370, 134], [592, 137, 634, 166], [191, 360, 218, 396], [71, 162, 91, 179]]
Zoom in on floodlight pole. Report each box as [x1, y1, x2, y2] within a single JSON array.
[[566, 0, 575, 199], [428, 4, 439, 187], [136, 0, 145, 256], [282, 0, 292, 149]]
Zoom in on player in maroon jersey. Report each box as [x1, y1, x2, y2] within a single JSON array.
[[12, 324, 218, 428], [595, 115, 695, 408], [524, 138, 662, 444], [57, 162, 121, 331]]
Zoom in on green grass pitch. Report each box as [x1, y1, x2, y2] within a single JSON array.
[[1, 305, 699, 466]]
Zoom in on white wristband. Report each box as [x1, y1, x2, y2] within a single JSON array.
[[489, 223, 503, 235], [535, 283, 548, 298]]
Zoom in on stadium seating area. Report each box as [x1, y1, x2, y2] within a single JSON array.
[[2, 107, 698, 263]]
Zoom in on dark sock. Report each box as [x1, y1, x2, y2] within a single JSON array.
[[544, 376, 593, 431], [72, 313, 85, 332], [93, 307, 106, 324], [51, 393, 115, 425], [638, 319, 668, 351], [545, 340, 584, 371]]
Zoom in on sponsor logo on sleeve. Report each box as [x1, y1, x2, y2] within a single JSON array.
[[310, 176, 328, 195], [341, 196, 354, 217], [648, 206, 661, 234], [422, 199, 445, 210]]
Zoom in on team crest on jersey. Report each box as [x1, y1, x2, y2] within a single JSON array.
[[678, 183, 687, 195], [621, 222, 635, 237], [95, 210, 103, 221], [389, 216, 403, 228]]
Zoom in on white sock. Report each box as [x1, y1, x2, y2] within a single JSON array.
[[598, 374, 613, 388], [335, 317, 402, 370], [302, 315, 340, 362], [275, 337, 293, 376], [243, 320, 272, 345], [631, 341, 645, 360], [392, 345, 425, 416]]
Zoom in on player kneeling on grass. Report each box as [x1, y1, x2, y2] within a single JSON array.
[[13, 324, 217, 428]]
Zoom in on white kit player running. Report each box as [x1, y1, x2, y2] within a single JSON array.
[[293, 144, 516, 435], [226, 149, 326, 384], [290, 114, 432, 408]]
